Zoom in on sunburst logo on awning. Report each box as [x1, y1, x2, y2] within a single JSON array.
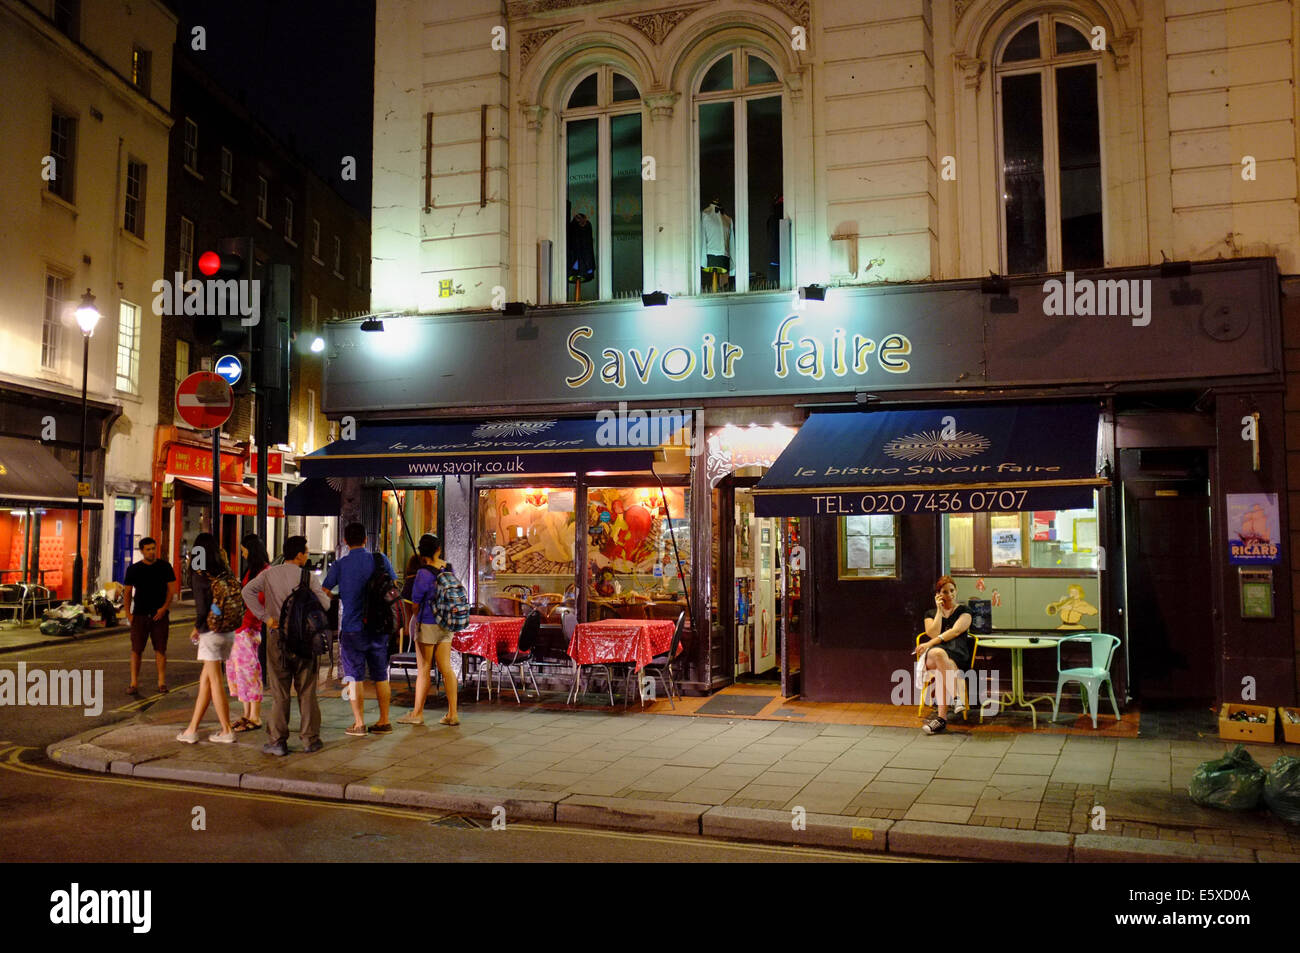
[[471, 419, 557, 440], [882, 430, 992, 463]]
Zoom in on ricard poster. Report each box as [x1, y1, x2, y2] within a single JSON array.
[[1226, 493, 1281, 566]]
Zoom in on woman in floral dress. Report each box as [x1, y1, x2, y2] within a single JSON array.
[[228, 533, 268, 731]]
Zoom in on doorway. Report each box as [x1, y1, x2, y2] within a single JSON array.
[[1120, 448, 1215, 703], [112, 502, 135, 584]]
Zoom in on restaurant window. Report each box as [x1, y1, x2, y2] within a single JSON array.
[[380, 486, 440, 581], [48, 110, 76, 202], [561, 66, 643, 301], [477, 486, 577, 614], [941, 498, 1099, 574], [996, 13, 1103, 274], [695, 50, 784, 293], [837, 515, 899, 580], [587, 486, 688, 621], [124, 159, 146, 237]]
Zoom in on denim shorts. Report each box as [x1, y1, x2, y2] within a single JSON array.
[[339, 630, 389, 682]]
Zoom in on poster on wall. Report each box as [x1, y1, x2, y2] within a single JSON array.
[[1226, 493, 1281, 565], [992, 528, 1021, 564]]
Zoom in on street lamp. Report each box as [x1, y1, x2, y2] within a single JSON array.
[[72, 289, 99, 606]]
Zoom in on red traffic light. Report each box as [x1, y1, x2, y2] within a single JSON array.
[[198, 250, 221, 276]]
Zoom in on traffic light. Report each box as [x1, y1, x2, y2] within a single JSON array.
[[193, 237, 255, 392]]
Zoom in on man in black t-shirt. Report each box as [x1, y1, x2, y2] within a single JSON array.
[[122, 537, 177, 695]]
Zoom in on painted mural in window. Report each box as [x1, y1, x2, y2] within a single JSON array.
[[477, 487, 577, 616], [586, 486, 688, 621]]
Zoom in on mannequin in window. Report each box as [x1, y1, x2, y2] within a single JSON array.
[[568, 211, 595, 300], [765, 193, 784, 288], [699, 199, 734, 293]]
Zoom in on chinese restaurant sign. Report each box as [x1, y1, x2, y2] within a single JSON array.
[[166, 446, 243, 482], [1226, 492, 1281, 565]]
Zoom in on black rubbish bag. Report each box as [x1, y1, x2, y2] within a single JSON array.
[[1188, 744, 1266, 811], [1263, 756, 1300, 825]]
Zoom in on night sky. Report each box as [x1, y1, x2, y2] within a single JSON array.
[[169, 0, 376, 216]]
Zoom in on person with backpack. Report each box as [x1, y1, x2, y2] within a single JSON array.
[[177, 539, 241, 744], [323, 522, 399, 737], [241, 536, 331, 756], [397, 534, 466, 727]]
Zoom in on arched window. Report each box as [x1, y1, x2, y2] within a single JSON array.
[[995, 13, 1103, 274], [694, 50, 784, 294], [561, 67, 643, 301]]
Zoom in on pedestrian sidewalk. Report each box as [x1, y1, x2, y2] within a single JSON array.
[[47, 682, 1300, 862], [0, 607, 197, 654]]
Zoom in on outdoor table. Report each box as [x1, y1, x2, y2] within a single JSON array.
[[978, 635, 1063, 728], [452, 615, 526, 700], [567, 618, 676, 704]]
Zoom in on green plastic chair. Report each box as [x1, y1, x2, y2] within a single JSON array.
[[1051, 633, 1122, 728]]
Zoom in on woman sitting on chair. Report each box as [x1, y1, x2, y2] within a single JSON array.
[[913, 575, 973, 735]]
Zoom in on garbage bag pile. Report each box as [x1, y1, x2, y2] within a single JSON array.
[[1189, 744, 1300, 824], [39, 602, 88, 637]]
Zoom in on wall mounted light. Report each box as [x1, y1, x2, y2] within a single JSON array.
[[798, 284, 826, 302], [503, 301, 528, 316], [359, 317, 385, 332], [310, 336, 325, 353]]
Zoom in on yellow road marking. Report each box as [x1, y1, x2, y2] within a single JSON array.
[[114, 681, 201, 712]]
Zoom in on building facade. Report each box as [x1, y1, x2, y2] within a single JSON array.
[[156, 51, 370, 580], [0, 0, 177, 598], [314, 0, 1300, 708]]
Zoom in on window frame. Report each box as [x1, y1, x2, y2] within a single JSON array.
[[131, 46, 151, 95], [115, 300, 141, 395], [284, 196, 295, 242], [219, 146, 233, 197], [691, 50, 786, 295], [42, 272, 67, 372], [332, 235, 342, 275], [179, 216, 195, 281], [942, 507, 1100, 577], [311, 219, 321, 261], [993, 12, 1107, 275], [256, 176, 269, 224], [837, 515, 901, 580], [558, 65, 646, 302], [182, 118, 199, 172], [123, 157, 146, 238], [48, 109, 77, 203], [175, 339, 190, 387]]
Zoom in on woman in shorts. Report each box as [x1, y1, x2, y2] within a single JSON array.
[[177, 537, 237, 744], [396, 534, 460, 727], [913, 575, 973, 735]]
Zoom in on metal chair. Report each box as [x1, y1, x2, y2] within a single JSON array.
[[914, 632, 982, 721], [1051, 633, 1122, 728], [635, 611, 687, 709], [495, 610, 542, 703], [501, 584, 533, 600], [0, 584, 26, 624], [567, 610, 620, 706]]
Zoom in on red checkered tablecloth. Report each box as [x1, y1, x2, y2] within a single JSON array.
[[452, 615, 526, 664], [569, 619, 677, 672]]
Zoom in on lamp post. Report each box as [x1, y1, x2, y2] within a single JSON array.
[[72, 289, 100, 606]]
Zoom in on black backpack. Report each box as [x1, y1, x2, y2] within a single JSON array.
[[363, 552, 403, 638], [281, 567, 331, 664]]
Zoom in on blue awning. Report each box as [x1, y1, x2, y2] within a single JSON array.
[[284, 478, 342, 516], [753, 403, 1105, 517], [300, 415, 683, 479]]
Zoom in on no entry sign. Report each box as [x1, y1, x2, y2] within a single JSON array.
[[176, 371, 234, 430]]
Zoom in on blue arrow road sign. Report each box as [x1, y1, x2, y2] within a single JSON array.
[[214, 354, 243, 386]]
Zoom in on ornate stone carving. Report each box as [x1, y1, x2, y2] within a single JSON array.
[[643, 91, 680, 119], [1110, 30, 1137, 69], [608, 7, 701, 45], [785, 71, 804, 102], [519, 26, 567, 69], [508, 0, 604, 17], [955, 54, 986, 91], [955, 0, 974, 22], [755, 0, 810, 29], [520, 102, 549, 131]]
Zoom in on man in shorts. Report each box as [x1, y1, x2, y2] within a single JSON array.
[[122, 537, 177, 694], [323, 522, 396, 736]]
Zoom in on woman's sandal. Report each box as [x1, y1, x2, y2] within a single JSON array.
[[439, 714, 460, 727], [396, 712, 425, 725], [232, 718, 262, 732]]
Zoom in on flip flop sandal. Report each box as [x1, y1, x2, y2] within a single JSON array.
[[439, 715, 460, 727], [126, 685, 139, 695], [232, 718, 255, 732]]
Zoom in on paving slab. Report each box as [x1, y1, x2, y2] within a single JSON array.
[[889, 820, 1069, 862], [1073, 834, 1254, 863], [345, 780, 560, 821], [703, 806, 890, 851], [556, 794, 709, 834]]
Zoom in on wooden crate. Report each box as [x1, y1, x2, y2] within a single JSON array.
[[1219, 704, 1276, 744], [1279, 708, 1300, 745]]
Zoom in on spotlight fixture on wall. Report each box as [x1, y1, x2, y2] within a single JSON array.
[[311, 336, 325, 353], [981, 272, 1018, 313], [798, 284, 826, 302], [980, 273, 1010, 295], [503, 301, 528, 316], [642, 291, 669, 307], [359, 317, 385, 332]]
